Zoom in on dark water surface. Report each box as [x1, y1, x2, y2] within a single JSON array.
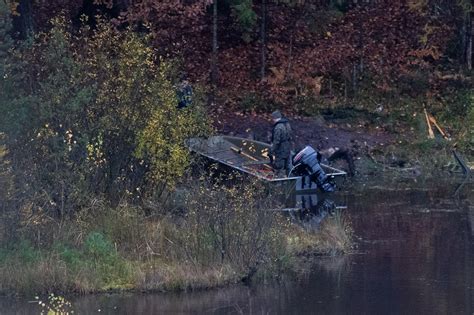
[[2, 179, 473, 314]]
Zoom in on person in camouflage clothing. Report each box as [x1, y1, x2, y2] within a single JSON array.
[[176, 73, 193, 109], [270, 110, 292, 177]]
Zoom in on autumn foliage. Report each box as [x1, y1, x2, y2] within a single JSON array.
[[7, 1, 471, 108], [90, 0, 469, 115], [1, 0, 473, 212], [0, 10, 210, 217]]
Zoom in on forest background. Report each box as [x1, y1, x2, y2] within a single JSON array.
[[0, 0, 472, 296]]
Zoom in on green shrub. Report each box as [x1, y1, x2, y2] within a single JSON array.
[[1, 15, 211, 219], [17, 241, 42, 264], [83, 231, 134, 288], [455, 90, 473, 154], [230, 0, 257, 43], [84, 232, 115, 261], [55, 243, 83, 270], [0, 241, 42, 265], [238, 92, 264, 112]]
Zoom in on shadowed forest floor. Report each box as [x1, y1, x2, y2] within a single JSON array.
[[215, 110, 396, 151]]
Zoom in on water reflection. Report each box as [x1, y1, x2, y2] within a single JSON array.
[[281, 190, 348, 232], [454, 177, 474, 236], [290, 197, 338, 232]]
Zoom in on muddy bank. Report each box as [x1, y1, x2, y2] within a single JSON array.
[[215, 111, 395, 150], [214, 110, 395, 176], [213, 110, 467, 178]]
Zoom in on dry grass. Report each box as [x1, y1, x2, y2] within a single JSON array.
[[284, 210, 353, 256], [0, 180, 353, 296], [0, 254, 94, 295], [317, 210, 353, 254], [136, 262, 240, 291]]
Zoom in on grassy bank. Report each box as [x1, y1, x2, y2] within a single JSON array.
[[315, 105, 473, 179], [0, 180, 352, 296]]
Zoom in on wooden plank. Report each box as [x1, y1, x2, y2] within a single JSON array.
[[230, 146, 274, 170], [428, 115, 449, 139], [453, 150, 471, 177], [424, 108, 435, 139]]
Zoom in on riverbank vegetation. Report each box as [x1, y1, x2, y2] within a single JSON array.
[[0, 0, 471, 296], [0, 4, 352, 295], [0, 176, 352, 295]]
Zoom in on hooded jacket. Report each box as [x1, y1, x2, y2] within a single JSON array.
[[271, 117, 292, 155]]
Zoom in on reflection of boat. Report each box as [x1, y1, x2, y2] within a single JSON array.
[[469, 207, 474, 237], [186, 135, 347, 191], [285, 193, 346, 232]]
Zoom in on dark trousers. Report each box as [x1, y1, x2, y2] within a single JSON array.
[[273, 153, 291, 176]]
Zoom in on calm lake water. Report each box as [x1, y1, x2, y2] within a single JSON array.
[[2, 178, 473, 314]]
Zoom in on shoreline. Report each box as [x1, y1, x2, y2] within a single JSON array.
[[0, 184, 352, 297]]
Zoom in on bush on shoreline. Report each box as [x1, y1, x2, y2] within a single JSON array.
[[0, 177, 352, 296]]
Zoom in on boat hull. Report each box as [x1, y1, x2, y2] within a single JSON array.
[[186, 135, 347, 191]]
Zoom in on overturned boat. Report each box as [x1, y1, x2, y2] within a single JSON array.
[[186, 135, 347, 192]]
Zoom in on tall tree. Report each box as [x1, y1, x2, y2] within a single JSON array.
[[0, 1, 13, 64], [13, 0, 34, 38], [211, 0, 218, 102], [260, 0, 266, 80], [465, 10, 472, 70]]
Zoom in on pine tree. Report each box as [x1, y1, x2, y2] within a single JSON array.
[[0, 0, 17, 135], [0, 1, 13, 76]]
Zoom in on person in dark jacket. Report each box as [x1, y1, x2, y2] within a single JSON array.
[[270, 110, 292, 177], [176, 73, 193, 109]]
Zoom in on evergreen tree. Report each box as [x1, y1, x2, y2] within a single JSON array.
[[0, 1, 13, 85]]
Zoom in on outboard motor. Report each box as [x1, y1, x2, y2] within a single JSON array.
[[291, 146, 335, 192]]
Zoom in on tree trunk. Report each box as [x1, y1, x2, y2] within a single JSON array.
[[344, 75, 348, 100], [13, 0, 34, 39], [286, 32, 294, 80], [352, 63, 357, 95], [210, 0, 218, 103], [260, 0, 266, 80], [466, 11, 472, 71]]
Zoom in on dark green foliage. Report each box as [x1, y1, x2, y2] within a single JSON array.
[[0, 233, 133, 291], [0, 240, 42, 265], [0, 2, 27, 137], [0, 1, 13, 63], [83, 231, 133, 286], [84, 232, 115, 260], [458, 93, 474, 153], [230, 0, 257, 42], [16, 241, 40, 263], [238, 92, 269, 112], [56, 244, 82, 269], [440, 87, 472, 120]]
